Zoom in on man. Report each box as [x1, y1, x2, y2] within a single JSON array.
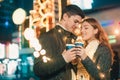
[[33, 4, 85, 80]]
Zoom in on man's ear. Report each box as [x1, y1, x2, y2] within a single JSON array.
[[62, 13, 69, 20]]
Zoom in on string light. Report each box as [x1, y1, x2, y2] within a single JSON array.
[[99, 73, 105, 79], [24, 0, 56, 63], [33, 51, 40, 58], [42, 56, 51, 63], [40, 49, 46, 55], [24, 28, 36, 40], [34, 43, 42, 51], [29, 36, 51, 63]]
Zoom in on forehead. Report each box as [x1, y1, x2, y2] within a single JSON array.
[[71, 15, 82, 22], [82, 21, 91, 27]]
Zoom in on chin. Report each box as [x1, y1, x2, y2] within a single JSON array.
[[82, 37, 87, 41]]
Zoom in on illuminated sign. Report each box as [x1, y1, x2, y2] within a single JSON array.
[[69, 0, 93, 10], [108, 35, 117, 44], [8, 43, 19, 59], [0, 43, 5, 59]]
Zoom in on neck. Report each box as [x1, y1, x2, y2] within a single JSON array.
[[87, 38, 97, 44], [58, 21, 67, 31]]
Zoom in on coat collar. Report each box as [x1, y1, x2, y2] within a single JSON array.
[[55, 25, 77, 40]]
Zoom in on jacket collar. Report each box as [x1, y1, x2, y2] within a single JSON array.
[[55, 25, 77, 40]]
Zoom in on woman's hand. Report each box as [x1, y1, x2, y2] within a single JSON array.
[[76, 46, 87, 60]]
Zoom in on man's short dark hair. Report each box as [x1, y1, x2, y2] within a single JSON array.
[[61, 4, 85, 19]]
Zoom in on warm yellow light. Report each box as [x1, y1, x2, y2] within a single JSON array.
[[24, 28, 35, 40], [29, 38, 39, 48], [33, 51, 40, 58], [0, 0, 3, 2], [12, 8, 26, 25], [97, 65, 100, 70], [42, 56, 48, 63], [99, 73, 105, 79], [40, 49, 46, 55], [34, 44, 42, 51], [114, 29, 119, 35]]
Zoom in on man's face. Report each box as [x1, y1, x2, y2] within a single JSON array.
[[64, 15, 82, 34]]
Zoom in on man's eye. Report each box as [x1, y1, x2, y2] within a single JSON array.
[[85, 28, 88, 29], [74, 20, 79, 23]]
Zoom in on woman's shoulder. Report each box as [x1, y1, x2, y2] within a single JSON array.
[[98, 43, 109, 49], [97, 43, 111, 54]]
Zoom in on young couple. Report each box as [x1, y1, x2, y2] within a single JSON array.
[[33, 4, 113, 80]]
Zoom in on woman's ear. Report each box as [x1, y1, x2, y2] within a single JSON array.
[[94, 28, 98, 34]]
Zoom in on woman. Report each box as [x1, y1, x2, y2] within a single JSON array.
[[76, 17, 113, 80]]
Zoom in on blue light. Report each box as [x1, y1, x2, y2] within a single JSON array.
[[9, 0, 13, 3], [5, 21, 9, 28], [101, 20, 114, 27]]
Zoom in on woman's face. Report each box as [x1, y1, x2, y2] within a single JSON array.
[[81, 21, 98, 42]]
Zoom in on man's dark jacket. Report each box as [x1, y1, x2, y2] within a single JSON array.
[[33, 25, 77, 80]]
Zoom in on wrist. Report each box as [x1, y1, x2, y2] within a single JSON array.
[[80, 53, 87, 60], [62, 54, 69, 63]]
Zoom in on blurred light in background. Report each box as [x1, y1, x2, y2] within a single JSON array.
[[114, 29, 119, 35], [0, 0, 3, 2], [12, 8, 26, 25], [8, 43, 19, 59], [69, 0, 93, 10], [40, 49, 46, 55], [5, 21, 9, 28], [108, 35, 117, 44], [101, 20, 114, 27], [7, 60, 17, 75], [24, 28, 36, 41], [0, 43, 5, 59], [33, 51, 40, 58]]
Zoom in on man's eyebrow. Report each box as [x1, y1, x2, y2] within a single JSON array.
[[77, 19, 83, 24]]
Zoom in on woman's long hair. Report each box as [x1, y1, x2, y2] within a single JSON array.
[[82, 17, 113, 61]]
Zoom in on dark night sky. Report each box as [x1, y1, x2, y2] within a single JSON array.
[[0, 0, 33, 43]]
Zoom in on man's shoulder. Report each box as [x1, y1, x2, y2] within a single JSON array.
[[39, 28, 55, 38]]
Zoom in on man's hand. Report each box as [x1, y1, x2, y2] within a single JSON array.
[[62, 48, 78, 63]]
